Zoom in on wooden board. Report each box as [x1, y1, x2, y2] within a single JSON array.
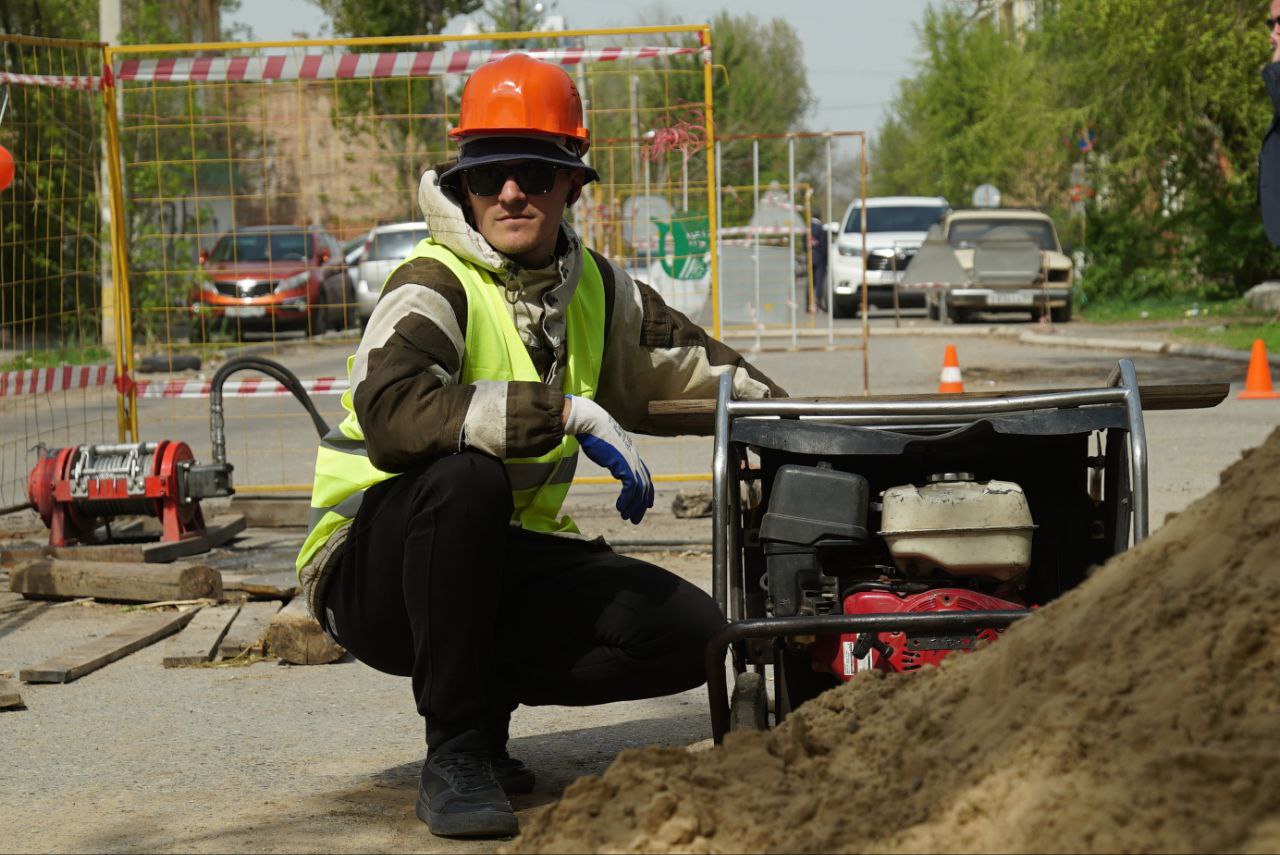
[[264, 597, 345, 665], [161, 604, 242, 668], [228, 495, 310, 528], [646, 383, 1230, 435], [9, 559, 222, 603], [0, 675, 23, 709], [218, 600, 283, 659], [224, 570, 299, 600], [2, 543, 155, 567], [19, 609, 198, 684], [0, 514, 247, 566]]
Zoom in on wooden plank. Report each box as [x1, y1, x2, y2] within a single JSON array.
[[0, 675, 23, 709], [225, 570, 299, 600], [218, 600, 283, 659], [646, 383, 1230, 435], [229, 495, 310, 528], [161, 604, 242, 668], [141, 514, 246, 563], [2, 543, 150, 566], [19, 609, 198, 683], [9, 559, 222, 603], [264, 597, 345, 665]]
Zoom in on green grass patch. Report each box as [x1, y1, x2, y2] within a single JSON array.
[[0, 345, 112, 372], [1173, 322, 1280, 353], [1079, 296, 1260, 324]]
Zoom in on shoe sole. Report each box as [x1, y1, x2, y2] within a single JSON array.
[[415, 791, 519, 839]]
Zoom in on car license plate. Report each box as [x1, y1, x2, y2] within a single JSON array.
[[225, 306, 266, 318], [987, 291, 1034, 306]]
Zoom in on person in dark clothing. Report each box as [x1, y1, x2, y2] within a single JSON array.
[[1259, 6, 1280, 245], [809, 216, 829, 312]]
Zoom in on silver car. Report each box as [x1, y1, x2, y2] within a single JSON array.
[[353, 222, 432, 324]]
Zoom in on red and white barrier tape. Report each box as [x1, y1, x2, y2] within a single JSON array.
[[0, 70, 102, 90], [113, 45, 704, 84], [0, 364, 113, 397], [720, 226, 808, 238], [0, 363, 347, 399], [133, 376, 348, 399]]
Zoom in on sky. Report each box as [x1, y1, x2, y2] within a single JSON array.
[[226, 0, 934, 142]]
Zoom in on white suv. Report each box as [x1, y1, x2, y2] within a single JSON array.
[[829, 196, 949, 316]]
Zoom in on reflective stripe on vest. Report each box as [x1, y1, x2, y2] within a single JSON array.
[[295, 239, 605, 576]]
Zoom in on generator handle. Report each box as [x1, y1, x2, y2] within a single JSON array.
[[711, 372, 733, 618], [1107, 358, 1149, 543], [210, 356, 331, 466]]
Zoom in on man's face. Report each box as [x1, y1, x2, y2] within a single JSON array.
[[462, 160, 585, 267], [1272, 0, 1280, 31]]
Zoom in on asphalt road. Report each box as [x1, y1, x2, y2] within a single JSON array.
[[2, 319, 1277, 852]]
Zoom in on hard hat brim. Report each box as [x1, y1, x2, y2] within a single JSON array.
[[438, 136, 600, 190]]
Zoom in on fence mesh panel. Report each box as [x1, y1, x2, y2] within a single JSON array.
[[108, 30, 717, 491], [0, 36, 115, 513]]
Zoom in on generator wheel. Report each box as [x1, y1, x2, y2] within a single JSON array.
[[729, 670, 769, 732]]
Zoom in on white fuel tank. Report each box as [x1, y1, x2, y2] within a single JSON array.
[[879, 474, 1035, 582]]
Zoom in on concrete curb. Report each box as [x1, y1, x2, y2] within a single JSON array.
[[723, 324, 1277, 367], [1016, 330, 1280, 367]]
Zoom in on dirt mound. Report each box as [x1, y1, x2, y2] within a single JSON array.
[[511, 429, 1280, 853]]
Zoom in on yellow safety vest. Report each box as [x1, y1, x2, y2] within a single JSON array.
[[296, 239, 605, 575]]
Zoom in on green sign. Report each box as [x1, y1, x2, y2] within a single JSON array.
[[653, 214, 710, 280]]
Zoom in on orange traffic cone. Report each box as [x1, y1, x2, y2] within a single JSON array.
[[938, 344, 964, 394], [1239, 338, 1280, 400]]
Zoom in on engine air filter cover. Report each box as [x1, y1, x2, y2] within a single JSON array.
[[760, 464, 869, 548]]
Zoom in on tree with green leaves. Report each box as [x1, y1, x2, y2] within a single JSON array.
[[628, 10, 814, 225], [477, 0, 546, 36], [316, 0, 482, 41], [873, 0, 1280, 301], [0, 0, 245, 346]]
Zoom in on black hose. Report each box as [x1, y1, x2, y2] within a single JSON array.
[[209, 356, 331, 465]]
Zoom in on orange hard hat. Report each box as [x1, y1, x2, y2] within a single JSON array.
[[451, 53, 590, 155]]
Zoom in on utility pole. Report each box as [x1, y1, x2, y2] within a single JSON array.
[[99, 0, 121, 349]]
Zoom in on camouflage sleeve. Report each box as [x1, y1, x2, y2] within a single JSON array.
[[351, 256, 563, 471]]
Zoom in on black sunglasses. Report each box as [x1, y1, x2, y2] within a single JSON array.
[[463, 161, 563, 196], [1269, 16, 1280, 29]]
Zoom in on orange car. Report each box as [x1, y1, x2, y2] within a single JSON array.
[[190, 225, 349, 339]]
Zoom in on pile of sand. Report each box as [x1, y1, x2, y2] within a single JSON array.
[[511, 429, 1280, 853]]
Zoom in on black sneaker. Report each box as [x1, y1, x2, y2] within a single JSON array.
[[492, 752, 535, 795], [416, 743, 518, 838]]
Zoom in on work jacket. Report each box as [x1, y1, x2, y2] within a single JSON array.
[[295, 166, 786, 617]]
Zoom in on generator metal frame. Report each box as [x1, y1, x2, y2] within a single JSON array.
[[705, 359, 1151, 743]]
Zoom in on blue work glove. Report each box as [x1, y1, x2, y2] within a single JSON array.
[[563, 395, 654, 524]]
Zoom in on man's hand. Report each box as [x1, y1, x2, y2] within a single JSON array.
[[563, 395, 654, 524]]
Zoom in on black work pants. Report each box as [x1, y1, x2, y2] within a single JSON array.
[[323, 451, 724, 750]]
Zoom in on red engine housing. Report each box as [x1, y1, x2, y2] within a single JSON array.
[[814, 588, 1028, 680], [26, 441, 205, 547]]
